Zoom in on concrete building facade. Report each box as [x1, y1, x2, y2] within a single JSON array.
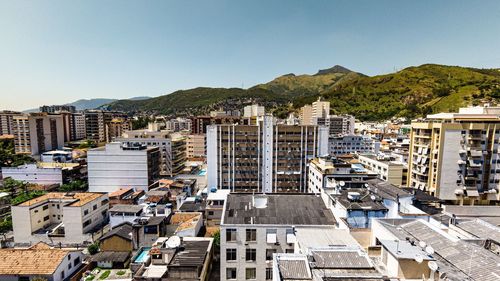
[[12, 113, 65, 155], [87, 142, 160, 192], [207, 116, 329, 193]]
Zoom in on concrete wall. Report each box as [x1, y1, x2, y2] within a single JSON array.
[[2, 164, 63, 185], [100, 235, 133, 252]]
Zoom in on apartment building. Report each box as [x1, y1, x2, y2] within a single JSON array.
[[207, 116, 329, 193], [12, 113, 65, 155], [191, 115, 240, 134], [299, 98, 330, 126], [105, 117, 132, 142], [40, 105, 76, 113], [87, 142, 160, 192], [243, 104, 265, 118], [11, 192, 109, 245], [358, 153, 408, 186], [329, 114, 355, 136], [165, 117, 192, 132], [329, 134, 380, 155], [220, 193, 336, 281], [1, 163, 64, 185], [115, 129, 186, 177], [186, 134, 206, 159], [408, 106, 500, 203], [84, 110, 129, 142], [0, 110, 20, 135]]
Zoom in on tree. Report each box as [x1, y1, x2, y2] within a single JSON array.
[[212, 230, 220, 248], [87, 242, 99, 255], [0, 138, 34, 167], [59, 180, 88, 192]]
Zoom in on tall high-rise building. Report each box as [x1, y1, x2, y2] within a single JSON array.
[[299, 98, 330, 125], [207, 116, 329, 192], [12, 113, 64, 155], [84, 110, 129, 142], [115, 130, 186, 177], [87, 142, 160, 192], [243, 104, 265, 118], [408, 106, 500, 203], [0, 110, 20, 135], [329, 114, 355, 136], [39, 104, 76, 113]]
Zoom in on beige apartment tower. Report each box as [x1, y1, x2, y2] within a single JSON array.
[[408, 107, 500, 204]]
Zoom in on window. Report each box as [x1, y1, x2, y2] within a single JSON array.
[[42, 205, 48, 210], [226, 267, 237, 279], [93, 204, 97, 210], [43, 216, 49, 221], [226, 229, 237, 242], [68, 262, 72, 269], [226, 248, 237, 261], [266, 268, 273, 280], [74, 257, 80, 266], [19, 277, 30, 281], [246, 268, 256, 280], [83, 219, 91, 227], [61, 270, 65, 279], [246, 229, 257, 242], [208, 211, 214, 215], [84, 209, 89, 216], [266, 249, 276, 260], [285, 249, 294, 254], [246, 249, 256, 261]]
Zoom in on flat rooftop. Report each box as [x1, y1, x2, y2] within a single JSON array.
[[223, 193, 336, 225], [18, 192, 105, 207]]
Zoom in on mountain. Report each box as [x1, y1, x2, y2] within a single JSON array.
[[104, 64, 500, 120], [23, 96, 151, 112], [106, 66, 361, 116]]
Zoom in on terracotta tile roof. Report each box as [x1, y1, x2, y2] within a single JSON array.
[[170, 212, 200, 225], [18, 192, 105, 207], [0, 242, 74, 275], [109, 188, 133, 198]]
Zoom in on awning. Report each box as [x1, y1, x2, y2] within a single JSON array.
[[266, 233, 277, 244], [286, 233, 297, 244], [465, 190, 479, 197]]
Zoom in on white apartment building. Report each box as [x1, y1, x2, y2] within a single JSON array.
[[220, 193, 336, 281], [358, 154, 408, 186], [0, 110, 20, 135], [87, 142, 160, 193], [300, 98, 330, 125], [329, 134, 380, 155], [11, 192, 109, 245], [244, 104, 265, 117], [1, 163, 64, 185], [115, 129, 186, 177], [12, 113, 65, 155], [207, 116, 329, 193]]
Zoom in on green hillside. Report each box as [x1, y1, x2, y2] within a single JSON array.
[[105, 64, 500, 121]]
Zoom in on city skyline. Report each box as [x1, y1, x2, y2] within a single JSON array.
[[1, 0, 500, 111]]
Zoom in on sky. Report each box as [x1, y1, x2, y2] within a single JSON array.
[[1, 0, 500, 111]]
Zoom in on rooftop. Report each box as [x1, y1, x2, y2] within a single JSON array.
[[223, 193, 336, 225], [454, 219, 500, 243], [335, 189, 387, 211], [17, 192, 105, 207], [365, 179, 412, 201], [0, 242, 76, 275], [92, 251, 130, 263], [109, 204, 144, 214], [100, 222, 134, 241], [109, 187, 134, 198]]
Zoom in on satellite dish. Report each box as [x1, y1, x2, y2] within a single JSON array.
[[419, 241, 427, 249], [165, 236, 181, 248], [364, 183, 369, 188], [339, 181, 346, 187], [414, 254, 424, 264], [428, 261, 439, 271], [425, 246, 435, 255], [370, 195, 376, 201]]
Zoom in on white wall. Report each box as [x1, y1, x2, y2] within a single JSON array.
[[2, 164, 63, 185]]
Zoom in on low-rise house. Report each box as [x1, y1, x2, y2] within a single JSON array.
[[109, 187, 144, 206], [358, 153, 408, 186], [170, 212, 203, 237], [109, 204, 145, 227], [11, 192, 110, 245], [0, 242, 84, 281], [99, 222, 135, 252], [91, 251, 131, 269], [134, 236, 214, 281]]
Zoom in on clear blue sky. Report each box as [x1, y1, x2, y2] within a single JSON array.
[[1, 0, 500, 111]]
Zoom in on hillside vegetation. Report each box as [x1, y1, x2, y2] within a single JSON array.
[[105, 64, 500, 121]]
